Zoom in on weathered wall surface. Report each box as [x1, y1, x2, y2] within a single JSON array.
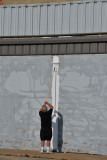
[[58, 54, 107, 155], [0, 56, 52, 150], [3, 0, 83, 5], [0, 54, 107, 155]]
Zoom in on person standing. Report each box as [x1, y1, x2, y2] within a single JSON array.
[[39, 101, 53, 153]]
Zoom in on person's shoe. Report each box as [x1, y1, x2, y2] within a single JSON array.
[[47, 147, 50, 153], [40, 147, 44, 153], [40, 148, 44, 153], [47, 150, 52, 154]]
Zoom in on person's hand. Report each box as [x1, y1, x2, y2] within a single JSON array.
[[44, 101, 47, 105], [40, 108, 43, 112]]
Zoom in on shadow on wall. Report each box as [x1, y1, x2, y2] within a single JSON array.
[[52, 110, 63, 152], [58, 111, 63, 152]]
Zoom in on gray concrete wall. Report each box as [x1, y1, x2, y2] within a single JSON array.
[[0, 56, 52, 150], [58, 54, 107, 155], [0, 55, 107, 155]]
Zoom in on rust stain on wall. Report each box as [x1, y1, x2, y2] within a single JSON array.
[[23, 129, 26, 135]]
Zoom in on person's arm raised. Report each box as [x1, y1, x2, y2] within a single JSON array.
[[44, 101, 53, 109], [39, 108, 43, 112]]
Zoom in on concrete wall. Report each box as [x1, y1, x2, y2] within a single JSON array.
[[3, 0, 83, 5], [58, 54, 107, 155], [0, 54, 107, 155], [0, 56, 52, 150]]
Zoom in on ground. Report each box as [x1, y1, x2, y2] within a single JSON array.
[[0, 149, 107, 160], [0, 156, 51, 160]]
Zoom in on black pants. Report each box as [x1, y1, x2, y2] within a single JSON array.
[[40, 128, 52, 141]]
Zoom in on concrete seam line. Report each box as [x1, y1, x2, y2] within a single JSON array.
[[0, 155, 19, 160]]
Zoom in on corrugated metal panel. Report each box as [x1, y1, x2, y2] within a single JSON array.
[[1, 0, 107, 37], [0, 36, 107, 55]]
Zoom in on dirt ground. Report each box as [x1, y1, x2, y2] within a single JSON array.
[[0, 155, 53, 160], [0, 156, 49, 160], [0, 149, 107, 160]]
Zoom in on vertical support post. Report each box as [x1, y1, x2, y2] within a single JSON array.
[[51, 56, 59, 151]]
